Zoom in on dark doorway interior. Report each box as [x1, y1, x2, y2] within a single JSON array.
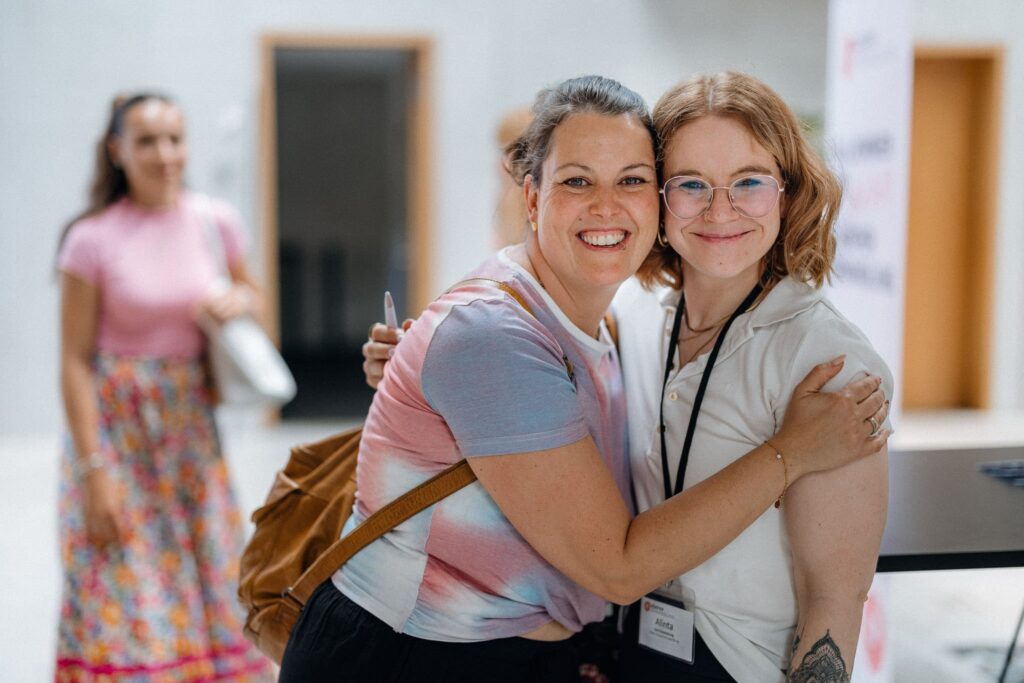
[[275, 47, 412, 419]]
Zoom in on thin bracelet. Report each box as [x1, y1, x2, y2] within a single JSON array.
[[764, 439, 788, 508], [72, 451, 104, 479]]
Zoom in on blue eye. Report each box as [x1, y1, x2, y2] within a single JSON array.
[[622, 176, 647, 186], [563, 177, 589, 188], [674, 179, 707, 194], [734, 176, 768, 189]]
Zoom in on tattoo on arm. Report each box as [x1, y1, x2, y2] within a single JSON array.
[[788, 630, 850, 683]]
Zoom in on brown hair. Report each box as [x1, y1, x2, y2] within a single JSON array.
[[56, 92, 177, 256], [637, 71, 841, 290], [505, 75, 655, 187]]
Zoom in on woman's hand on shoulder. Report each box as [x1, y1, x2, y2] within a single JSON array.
[[773, 356, 890, 480], [362, 320, 412, 389]]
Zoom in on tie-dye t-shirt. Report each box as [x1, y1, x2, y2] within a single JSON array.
[[333, 248, 629, 642]]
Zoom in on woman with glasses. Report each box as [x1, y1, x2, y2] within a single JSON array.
[[325, 74, 887, 683], [55, 93, 274, 681], [611, 71, 891, 682], [364, 71, 893, 682]]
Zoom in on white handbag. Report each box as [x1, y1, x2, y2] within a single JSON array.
[[197, 197, 297, 407]]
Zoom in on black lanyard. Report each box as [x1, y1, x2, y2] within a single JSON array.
[[658, 282, 764, 500]]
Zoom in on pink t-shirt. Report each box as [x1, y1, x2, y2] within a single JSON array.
[[58, 192, 248, 359]]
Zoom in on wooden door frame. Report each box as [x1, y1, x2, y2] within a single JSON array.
[[259, 33, 434, 343], [908, 43, 1004, 408]]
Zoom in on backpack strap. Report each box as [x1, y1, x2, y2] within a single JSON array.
[[445, 277, 533, 316], [283, 277, 539, 610], [285, 458, 477, 608]]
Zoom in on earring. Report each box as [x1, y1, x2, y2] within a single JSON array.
[[656, 223, 667, 247], [530, 220, 538, 233]]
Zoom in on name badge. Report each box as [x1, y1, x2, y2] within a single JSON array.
[[637, 593, 695, 663]]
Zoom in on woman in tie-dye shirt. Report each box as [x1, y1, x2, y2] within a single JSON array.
[[280, 75, 889, 683]]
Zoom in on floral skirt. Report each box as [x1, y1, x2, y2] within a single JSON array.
[[55, 355, 273, 682]]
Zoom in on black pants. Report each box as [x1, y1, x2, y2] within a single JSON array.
[[617, 600, 735, 682], [279, 581, 581, 683]]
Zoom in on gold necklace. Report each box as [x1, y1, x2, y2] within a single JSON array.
[[680, 326, 721, 343], [682, 307, 732, 336], [679, 328, 720, 366]]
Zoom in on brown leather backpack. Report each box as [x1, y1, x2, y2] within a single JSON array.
[[236, 279, 616, 664], [237, 425, 476, 663], [237, 279, 532, 663]]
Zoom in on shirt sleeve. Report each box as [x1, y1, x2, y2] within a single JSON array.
[[209, 198, 249, 267], [421, 298, 589, 457], [57, 221, 101, 284], [773, 310, 896, 431]]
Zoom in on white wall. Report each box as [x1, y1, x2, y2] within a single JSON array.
[[3, 0, 1020, 434], [912, 0, 1024, 409], [0, 0, 830, 433]]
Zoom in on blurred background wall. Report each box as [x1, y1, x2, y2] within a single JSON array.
[[0, 0, 1021, 432], [2, 3, 1023, 681]]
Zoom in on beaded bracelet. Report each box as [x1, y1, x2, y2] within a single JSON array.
[[764, 439, 788, 508]]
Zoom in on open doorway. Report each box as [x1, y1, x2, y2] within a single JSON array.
[[260, 35, 432, 419]]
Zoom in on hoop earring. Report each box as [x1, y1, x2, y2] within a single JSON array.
[[656, 224, 667, 247]]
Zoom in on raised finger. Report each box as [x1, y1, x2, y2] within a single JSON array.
[[365, 362, 385, 382], [868, 428, 892, 451], [842, 374, 882, 403], [854, 387, 885, 421], [871, 400, 890, 431], [369, 323, 400, 344], [361, 339, 391, 360], [364, 342, 394, 361], [363, 360, 382, 389]]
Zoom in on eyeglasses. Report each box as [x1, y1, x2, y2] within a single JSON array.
[[660, 174, 784, 220]]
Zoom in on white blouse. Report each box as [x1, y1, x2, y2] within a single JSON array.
[[612, 276, 894, 682]]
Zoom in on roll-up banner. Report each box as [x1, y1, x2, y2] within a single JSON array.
[[825, 0, 914, 427], [825, 1, 913, 682]]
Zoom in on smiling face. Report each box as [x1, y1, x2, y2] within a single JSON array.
[[109, 99, 187, 209], [525, 112, 659, 294], [662, 114, 783, 290]]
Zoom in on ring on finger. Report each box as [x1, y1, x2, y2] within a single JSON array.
[[867, 416, 881, 437]]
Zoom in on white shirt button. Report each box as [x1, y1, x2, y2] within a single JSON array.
[[668, 391, 678, 401]]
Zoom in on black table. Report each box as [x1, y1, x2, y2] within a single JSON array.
[[877, 445, 1024, 572]]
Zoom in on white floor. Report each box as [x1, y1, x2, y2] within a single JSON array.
[[1, 414, 1021, 682]]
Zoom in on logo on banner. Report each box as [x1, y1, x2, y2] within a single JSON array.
[[863, 590, 886, 671]]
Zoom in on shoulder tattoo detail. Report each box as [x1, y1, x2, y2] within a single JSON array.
[[788, 630, 850, 683]]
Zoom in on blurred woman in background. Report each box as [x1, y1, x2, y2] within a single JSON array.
[[55, 93, 273, 681]]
